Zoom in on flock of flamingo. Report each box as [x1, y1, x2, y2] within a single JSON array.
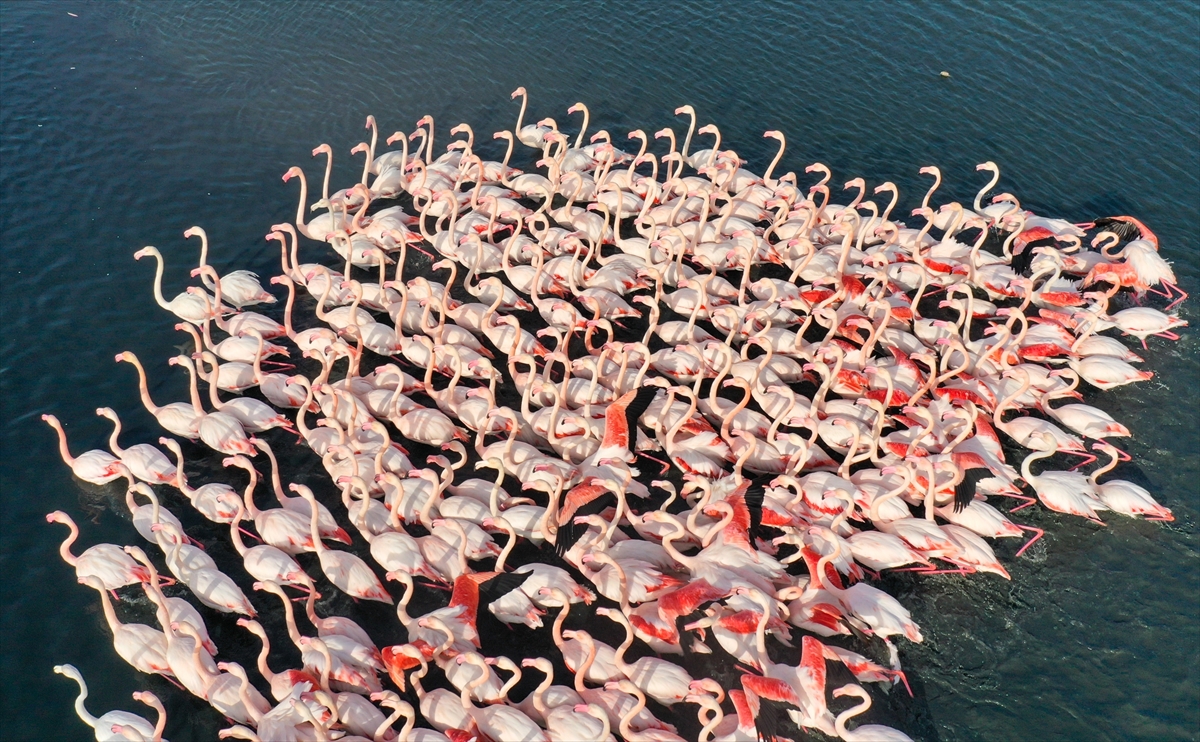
[[44, 88, 1186, 742]]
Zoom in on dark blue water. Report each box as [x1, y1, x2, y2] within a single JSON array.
[[2, 1, 1197, 739]]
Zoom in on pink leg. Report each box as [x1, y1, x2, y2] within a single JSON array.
[[110, 589, 123, 603], [861, 567, 881, 581], [409, 244, 435, 258], [1104, 444, 1132, 462], [186, 535, 205, 549], [892, 671, 914, 697], [1066, 451, 1097, 469], [162, 675, 186, 691], [1155, 331, 1180, 341], [1141, 337, 1149, 350], [638, 451, 671, 476], [1164, 282, 1187, 310], [1009, 498, 1037, 513], [262, 360, 296, 370], [1014, 526, 1044, 558], [1146, 514, 1176, 522], [894, 565, 975, 576]]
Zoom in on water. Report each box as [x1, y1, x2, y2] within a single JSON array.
[[1, 1, 1197, 739]]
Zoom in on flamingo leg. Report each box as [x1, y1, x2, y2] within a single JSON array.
[[1014, 526, 1044, 558], [1104, 444, 1132, 462], [1008, 498, 1037, 513], [1065, 451, 1097, 469], [895, 565, 975, 576], [1164, 282, 1187, 310], [1155, 331, 1180, 341], [1141, 337, 1149, 350], [262, 360, 297, 370], [162, 675, 186, 691], [110, 589, 123, 603], [409, 244, 435, 259], [893, 671, 914, 697], [638, 451, 672, 476], [861, 567, 881, 581]]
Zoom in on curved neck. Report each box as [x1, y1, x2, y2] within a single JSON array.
[[618, 686, 648, 740], [1090, 447, 1120, 484], [47, 420, 76, 467], [834, 693, 872, 738], [67, 676, 97, 727], [1021, 446, 1056, 482], [146, 251, 170, 310], [974, 167, 1000, 212], [291, 170, 311, 238]]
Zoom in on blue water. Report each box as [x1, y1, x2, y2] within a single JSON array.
[[1, 1, 1197, 739]]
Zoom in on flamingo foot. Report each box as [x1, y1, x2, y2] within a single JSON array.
[[1146, 514, 1175, 522], [155, 575, 178, 587], [1014, 526, 1044, 558]]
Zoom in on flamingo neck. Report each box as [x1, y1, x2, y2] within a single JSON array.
[[834, 693, 872, 738]]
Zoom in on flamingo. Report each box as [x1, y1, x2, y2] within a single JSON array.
[[46, 511, 151, 593], [94, 408, 178, 486], [133, 245, 230, 323], [54, 664, 158, 742], [42, 414, 124, 484]]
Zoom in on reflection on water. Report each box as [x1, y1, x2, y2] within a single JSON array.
[[1, 1, 1196, 740]]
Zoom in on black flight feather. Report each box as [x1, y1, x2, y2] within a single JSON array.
[[954, 467, 991, 513], [478, 570, 534, 604], [1009, 244, 1035, 277], [743, 479, 768, 540], [1092, 217, 1140, 242], [623, 386, 660, 454], [554, 491, 616, 557]]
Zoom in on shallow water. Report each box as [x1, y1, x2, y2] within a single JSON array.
[[1, 1, 1197, 739]]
